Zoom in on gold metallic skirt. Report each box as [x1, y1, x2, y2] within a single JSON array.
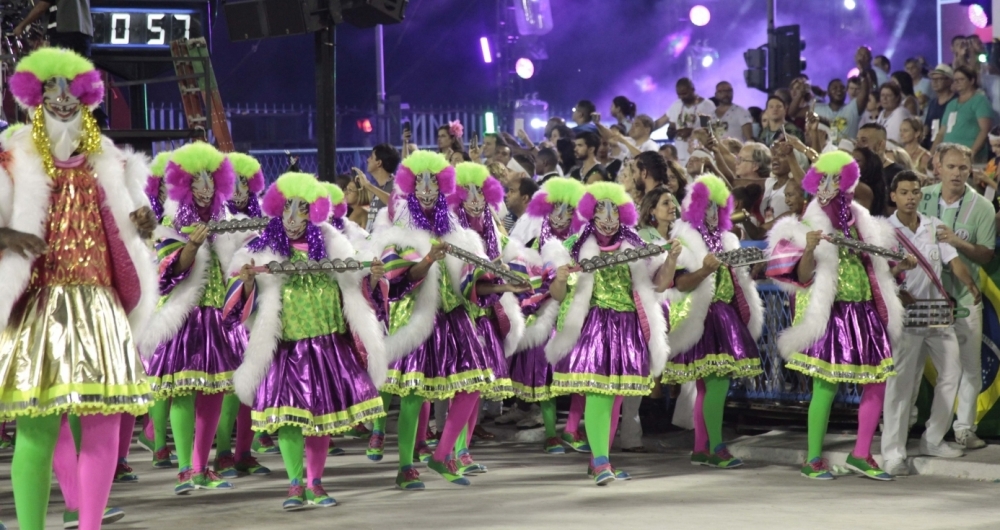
[[0, 285, 152, 419]]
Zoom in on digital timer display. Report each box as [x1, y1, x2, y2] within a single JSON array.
[[92, 8, 204, 48]]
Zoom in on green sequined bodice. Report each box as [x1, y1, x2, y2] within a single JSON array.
[[199, 251, 226, 308], [590, 261, 636, 312], [712, 266, 735, 303], [835, 243, 872, 302], [281, 249, 346, 341]]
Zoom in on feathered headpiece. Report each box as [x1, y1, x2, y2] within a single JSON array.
[[165, 142, 235, 215], [261, 172, 331, 224], [448, 161, 503, 209], [323, 182, 348, 221], [802, 150, 860, 196], [228, 152, 266, 194], [574, 182, 638, 232], [526, 177, 587, 218], [144, 151, 172, 199], [396, 150, 455, 194], [10, 48, 104, 110], [681, 173, 733, 231]]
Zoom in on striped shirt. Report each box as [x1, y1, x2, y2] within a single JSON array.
[[366, 177, 395, 232]]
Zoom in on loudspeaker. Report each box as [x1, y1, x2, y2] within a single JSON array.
[[225, 0, 327, 41], [340, 0, 409, 28]]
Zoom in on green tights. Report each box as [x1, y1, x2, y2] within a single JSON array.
[[585, 393, 615, 460], [12, 414, 61, 530], [807, 378, 839, 461]]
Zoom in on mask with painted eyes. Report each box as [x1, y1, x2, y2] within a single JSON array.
[[191, 170, 215, 208], [594, 200, 620, 237], [42, 77, 81, 122], [705, 203, 719, 229], [415, 172, 440, 209], [815, 173, 841, 206], [283, 198, 310, 240], [548, 202, 574, 232], [232, 176, 249, 209], [462, 184, 486, 218]]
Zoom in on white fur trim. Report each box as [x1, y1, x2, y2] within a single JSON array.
[[629, 247, 670, 375], [120, 144, 153, 209], [509, 214, 543, 247], [723, 231, 763, 341], [231, 247, 283, 405], [341, 219, 370, 249], [667, 221, 719, 356], [0, 165, 11, 226], [544, 236, 597, 364], [498, 291, 526, 357], [440, 227, 486, 298]]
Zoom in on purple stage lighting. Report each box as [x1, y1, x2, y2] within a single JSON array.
[[480, 37, 493, 63], [969, 4, 989, 29], [516, 58, 535, 79], [689, 5, 711, 27]]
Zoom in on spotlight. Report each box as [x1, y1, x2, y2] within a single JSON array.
[[515, 58, 535, 79], [485, 112, 496, 134], [969, 4, 989, 29], [530, 118, 546, 129], [689, 5, 711, 27], [701, 55, 714, 68], [480, 37, 493, 64], [843, 0, 856, 10], [847, 67, 860, 79]]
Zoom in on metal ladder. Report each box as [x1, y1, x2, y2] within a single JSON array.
[[170, 37, 234, 152]]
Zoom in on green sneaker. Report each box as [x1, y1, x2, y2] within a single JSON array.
[[234, 455, 271, 476], [63, 507, 126, 529], [0, 434, 14, 450], [367, 431, 385, 462], [561, 431, 591, 453], [690, 452, 710, 466], [306, 480, 337, 507], [705, 444, 743, 469], [845, 454, 893, 481], [427, 456, 471, 486], [544, 436, 566, 454], [113, 460, 139, 483], [415, 441, 433, 463], [153, 447, 175, 469], [136, 430, 155, 453], [800, 457, 835, 480], [193, 470, 235, 490], [253, 433, 280, 455], [341, 424, 370, 439], [395, 465, 425, 490], [283, 480, 307, 511], [174, 469, 196, 495], [456, 450, 487, 475]]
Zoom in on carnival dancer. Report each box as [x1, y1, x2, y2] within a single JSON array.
[[546, 182, 674, 485], [144, 151, 172, 223], [767, 150, 912, 481], [137, 141, 248, 494], [0, 47, 159, 530], [448, 161, 524, 472], [662, 174, 763, 468], [213, 151, 272, 478], [226, 174, 388, 509], [507, 177, 588, 454], [367, 151, 521, 488]]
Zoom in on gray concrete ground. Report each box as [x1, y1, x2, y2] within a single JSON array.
[[1, 425, 999, 530]]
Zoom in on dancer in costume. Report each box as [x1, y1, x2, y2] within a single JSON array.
[[367, 151, 521, 488], [0, 47, 158, 530], [448, 161, 524, 472], [507, 177, 588, 454], [213, 151, 272, 477], [226, 174, 387, 509], [138, 142, 247, 494], [143, 151, 172, 224], [662, 174, 763, 468], [546, 182, 674, 485], [767, 151, 911, 480]]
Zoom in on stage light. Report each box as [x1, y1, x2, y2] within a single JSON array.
[[689, 5, 710, 27], [843, 0, 856, 10], [530, 118, 546, 129], [485, 112, 496, 134], [480, 37, 493, 63], [515, 58, 535, 79], [847, 67, 860, 79], [980, 53, 989, 63], [969, 4, 988, 29], [356, 118, 373, 134], [701, 55, 714, 68]]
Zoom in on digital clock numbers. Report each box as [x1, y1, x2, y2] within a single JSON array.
[[92, 8, 204, 48]]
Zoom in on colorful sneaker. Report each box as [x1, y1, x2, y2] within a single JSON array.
[[214, 452, 238, 479], [395, 465, 425, 490], [415, 441, 433, 463], [113, 460, 139, 483], [253, 433, 280, 455], [456, 450, 487, 475], [800, 457, 835, 480], [845, 454, 893, 481], [152, 447, 175, 469], [367, 431, 385, 462], [0, 520, 6, 530], [283, 480, 307, 511], [328, 442, 346, 456], [193, 469, 236, 490], [235, 455, 271, 476], [63, 507, 126, 529], [174, 469, 196, 495], [425, 429, 440, 448], [342, 424, 370, 439], [0, 433, 15, 450], [614, 468, 632, 481], [591, 456, 616, 486], [136, 431, 155, 453], [706, 444, 743, 469], [561, 431, 591, 453], [427, 456, 471, 486], [544, 436, 566, 454], [690, 452, 710, 466], [306, 480, 337, 507]]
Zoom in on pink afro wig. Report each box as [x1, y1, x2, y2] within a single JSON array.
[[9, 69, 104, 109], [9, 72, 43, 108], [144, 176, 162, 200], [331, 201, 348, 220], [248, 170, 266, 194], [680, 180, 734, 231], [571, 193, 638, 233], [526, 191, 553, 218], [446, 176, 504, 210], [802, 158, 860, 195], [164, 157, 236, 214], [397, 164, 456, 195], [261, 184, 332, 224]]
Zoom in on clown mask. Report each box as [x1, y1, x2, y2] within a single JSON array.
[[815, 173, 841, 206], [462, 185, 486, 218], [191, 170, 215, 208], [704, 203, 719, 229], [416, 171, 439, 210], [594, 200, 620, 237], [548, 203, 574, 233], [41, 77, 83, 161], [283, 198, 310, 240], [232, 175, 250, 210]]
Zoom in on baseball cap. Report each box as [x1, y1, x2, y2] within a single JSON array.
[[930, 64, 954, 79]]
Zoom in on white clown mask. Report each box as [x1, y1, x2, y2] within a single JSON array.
[[594, 199, 620, 237], [462, 184, 486, 218], [415, 172, 439, 210], [815, 172, 841, 206], [41, 77, 83, 161], [704, 203, 719, 229], [232, 175, 250, 209], [548, 202, 574, 232], [191, 170, 216, 208], [283, 198, 310, 240]]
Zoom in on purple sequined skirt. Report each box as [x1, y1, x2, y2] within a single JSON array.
[[510, 341, 553, 402], [143, 306, 245, 398], [661, 301, 762, 384], [475, 315, 514, 400], [382, 307, 503, 400], [786, 300, 895, 383], [551, 308, 652, 396], [251, 332, 385, 436]]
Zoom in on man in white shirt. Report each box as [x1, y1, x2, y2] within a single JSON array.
[[882, 171, 980, 476], [712, 81, 753, 141], [654, 77, 715, 165]]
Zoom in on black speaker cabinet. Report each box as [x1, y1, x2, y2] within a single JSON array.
[[341, 0, 409, 28], [225, 0, 326, 41]]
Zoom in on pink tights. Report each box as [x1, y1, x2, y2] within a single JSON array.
[[118, 413, 135, 460], [564, 393, 586, 433], [53, 414, 121, 530], [193, 392, 225, 473], [304, 435, 329, 484], [693, 379, 709, 453], [852, 382, 886, 459], [432, 391, 479, 461], [236, 404, 253, 457], [416, 401, 431, 444]]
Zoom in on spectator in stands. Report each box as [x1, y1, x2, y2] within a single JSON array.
[[611, 96, 637, 132], [815, 76, 870, 145], [357, 143, 400, 231], [437, 124, 464, 158], [511, 153, 536, 181], [874, 55, 891, 82], [660, 143, 678, 163], [637, 186, 677, 243], [596, 137, 621, 179], [556, 137, 576, 174], [783, 177, 806, 219], [951, 35, 971, 70], [655, 77, 716, 164], [876, 82, 912, 145], [900, 117, 931, 174], [685, 149, 719, 179], [495, 143, 513, 167], [735, 142, 772, 181], [449, 151, 471, 166], [906, 57, 932, 111], [923, 64, 956, 150], [857, 123, 906, 186], [757, 96, 803, 147], [731, 183, 765, 240], [536, 147, 561, 184], [15, 0, 93, 57], [666, 159, 688, 201], [761, 142, 796, 223], [934, 65, 994, 163], [890, 71, 921, 117], [338, 174, 372, 229], [609, 114, 659, 159], [857, 46, 889, 86], [713, 81, 753, 141], [546, 122, 574, 146], [569, 132, 609, 183], [481, 133, 505, 163], [571, 99, 599, 135], [852, 146, 889, 216], [503, 177, 539, 232], [632, 150, 669, 197]]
